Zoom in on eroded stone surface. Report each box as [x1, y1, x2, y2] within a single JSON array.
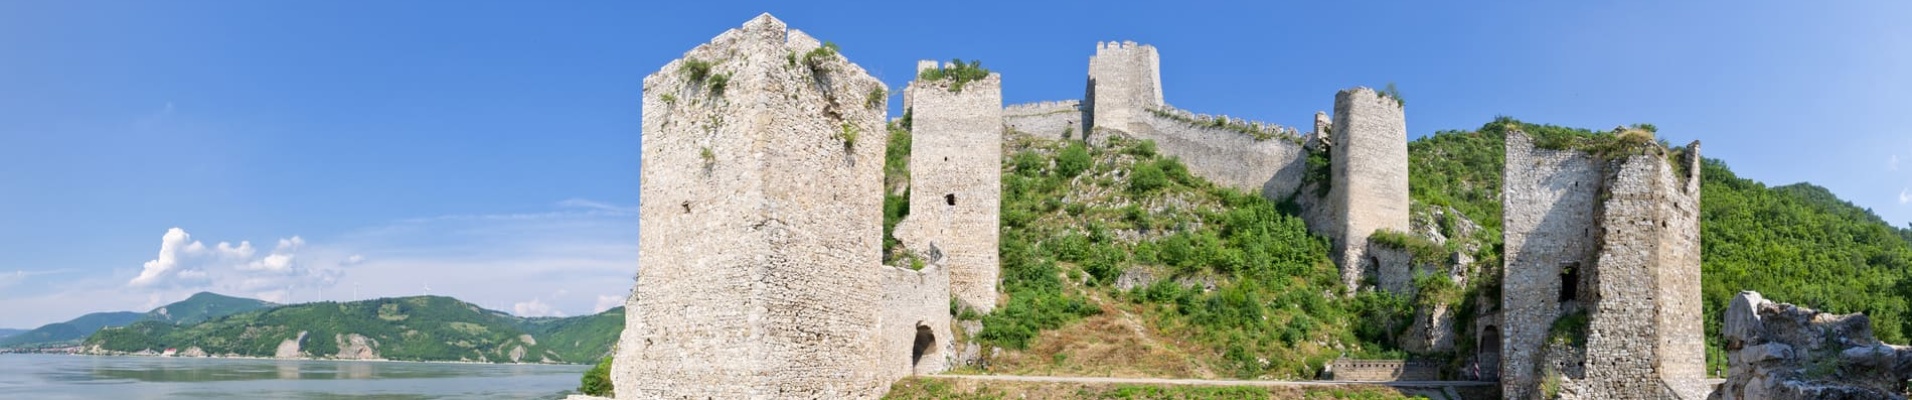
[[1710, 291, 1912, 400]]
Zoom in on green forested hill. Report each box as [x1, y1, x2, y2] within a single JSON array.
[[142, 292, 276, 326], [0, 311, 142, 348], [1, 292, 274, 349], [1405, 117, 1912, 372], [86, 295, 622, 364]]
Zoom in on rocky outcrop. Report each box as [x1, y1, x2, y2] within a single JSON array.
[[1711, 291, 1912, 400], [274, 331, 307, 358], [334, 333, 381, 360]]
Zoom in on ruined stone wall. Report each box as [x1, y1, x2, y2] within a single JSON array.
[[1578, 154, 1678, 399], [1502, 131, 1706, 400], [618, 14, 892, 399], [1003, 100, 1082, 141], [879, 264, 954, 380], [1132, 107, 1308, 200], [894, 71, 1002, 312], [1085, 41, 1162, 137], [1655, 143, 1705, 399], [1328, 87, 1410, 290], [1500, 132, 1603, 400]]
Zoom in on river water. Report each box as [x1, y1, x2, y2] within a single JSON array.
[[0, 353, 591, 399]]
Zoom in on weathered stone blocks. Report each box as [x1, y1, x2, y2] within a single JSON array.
[[1329, 87, 1410, 291], [895, 67, 1003, 313], [618, 14, 905, 399]]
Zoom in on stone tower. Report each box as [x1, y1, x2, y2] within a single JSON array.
[[895, 62, 1003, 313], [1498, 131, 1706, 399], [1328, 87, 1410, 290], [616, 14, 895, 398], [1085, 41, 1163, 136]]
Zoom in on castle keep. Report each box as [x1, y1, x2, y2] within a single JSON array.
[[617, 15, 950, 398], [1497, 131, 1705, 399]]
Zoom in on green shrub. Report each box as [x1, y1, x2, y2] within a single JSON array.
[[917, 58, 991, 92], [866, 87, 885, 109], [706, 73, 730, 97], [1013, 150, 1045, 176], [1128, 161, 1169, 195], [578, 355, 614, 397], [679, 58, 712, 82], [1055, 142, 1091, 178]]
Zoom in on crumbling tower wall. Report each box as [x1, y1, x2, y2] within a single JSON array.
[[1328, 87, 1410, 290], [894, 65, 1003, 313], [618, 14, 893, 399], [1500, 130, 1705, 400]]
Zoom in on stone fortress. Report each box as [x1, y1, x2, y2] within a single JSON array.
[[613, 14, 1707, 400]]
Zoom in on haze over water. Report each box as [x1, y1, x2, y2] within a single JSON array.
[[0, 354, 588, 400]]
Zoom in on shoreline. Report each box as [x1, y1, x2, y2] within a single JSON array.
[[4, 351, 591, 367]]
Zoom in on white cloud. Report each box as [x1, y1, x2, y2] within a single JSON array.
[[1901, 188, 1911, 205], [1892, 154, 1902, 171], [241, 237, 303, 272], [129, 228, 197, 287], [126, 228, 341, 306], [341, 254, 366, 266], [514, 298, 564, 317], [593, 294, 625, 313]]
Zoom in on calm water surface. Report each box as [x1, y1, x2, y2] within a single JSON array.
[[0, 353, 590, 399]]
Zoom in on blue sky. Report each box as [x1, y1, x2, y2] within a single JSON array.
[[1, 1, 1907, 328]]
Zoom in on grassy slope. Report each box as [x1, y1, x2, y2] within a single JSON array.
[[961, 131, 1401, 380]]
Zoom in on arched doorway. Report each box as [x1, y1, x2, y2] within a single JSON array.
[[911, 325, 937, 374], [1478, 325, 1502, 381]]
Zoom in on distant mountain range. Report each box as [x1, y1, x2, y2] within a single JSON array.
[[0, 292, 274, 348], [82, 295, 623, 364], [0, 328, 24, 339]]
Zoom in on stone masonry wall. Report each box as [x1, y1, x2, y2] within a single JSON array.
[[1578, 154, 1678, 399], [618, 14, 892, 399], [1656, 142, 1705, 399], [894, 71, 1003, 312], [1085, 41, 1162, 138], [1004, 100, 1082, 141], [1330, 359, 1441, 381], [1328, 87, 1410, 290], [879, 264, 954, 379], [1502, 131, 1706, 400], [1132, 108, 1308, 200], [1501, 131, 1603, 400]]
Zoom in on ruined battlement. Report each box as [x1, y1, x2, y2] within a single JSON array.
[[1499, 130, 1705, 400], [1003, 100, 1079, 116], [1146, 105, 1302, 143]]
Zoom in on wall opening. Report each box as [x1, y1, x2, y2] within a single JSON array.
[[1479, 325, 1502, 381], [944, 194, 956, 206], [911, 325, 937, 373], [1559, 262, 1580, 302]]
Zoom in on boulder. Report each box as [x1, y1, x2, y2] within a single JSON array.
[[1710, 291, 1912, 400]]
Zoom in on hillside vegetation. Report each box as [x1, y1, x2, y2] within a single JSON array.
[[85, 295, 622, 364], [932, 127, 1406, 380]]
